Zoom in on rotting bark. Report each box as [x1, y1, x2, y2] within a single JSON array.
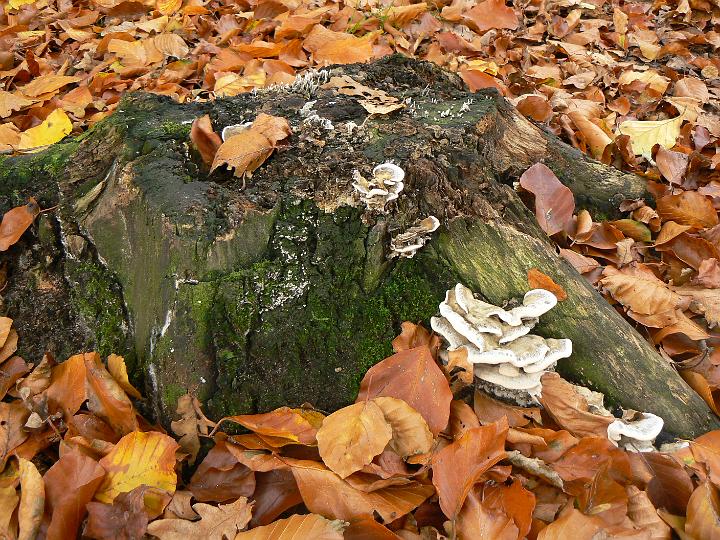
[[0, 56, 714, 438]]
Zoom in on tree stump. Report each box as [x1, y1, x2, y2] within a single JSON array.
[[1, 56, 716, 438]]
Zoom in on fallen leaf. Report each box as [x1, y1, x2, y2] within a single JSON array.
[[190, 115, 222, 166], [85, 485, 149, 540], [0, 198, 41, 251], [289, 459, 433, 523], [391, 321, 440, 356], [46, 353, 87, 421], [456, 487, 518, 540], [211, 113, 291, 177], [600, 265, 680, 315], [43, 451, 106, 540], [17, 458, 44, 540], [483, 480, 536, 538], [188, 439, 256, 502], [146, 497, 253, 540], [94, 431, 178, 517], [171, 393, 215, 464], [519, 163, 575, 236], [357, 346, 452, 436], [249, 469, 303, 527], [84, 352, 138, 435], [0, 91, 34, 118], [463, 0, 518, 33], [19, 75, 81, 98], [656, 191, 719, 229], [373, 396, 434, 458], [316, 400, 392, 479], [236, 513, 345, 539], [685, 481, 720, 540], [18, 109, 73, 150], [536, 508, 608, 539], [617, 116, 684, 159], [218, 406, 323, 447], [527, 269, 568, 301], [626, 485, 672, 539], [431, 418, 508, 518], [107, 353, 142, 399]]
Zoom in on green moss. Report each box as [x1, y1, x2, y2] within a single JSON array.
[[163, 383, 187, 410], [66, 259, 131, 368]]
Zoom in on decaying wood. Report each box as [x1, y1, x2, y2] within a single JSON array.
[[0, 56, 715, 437]]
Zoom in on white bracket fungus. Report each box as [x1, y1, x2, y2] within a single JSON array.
[[390, 216, 440, 258], [353, 163, 404, 211], [432, 284, 571, 401], [608, 411, 664, 452]]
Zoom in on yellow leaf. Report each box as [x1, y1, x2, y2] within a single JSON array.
[[17, 458, 44, 540], [373, 396, 434, 458], [157, 0, 182, 15], [18, 109, 73, 150], [617, 116, 684, 159], [20, 74, 81, 98], [8, 0, 35, 9], [316, 400, 392, 478], [153, 34, 189, 58], [107, 353, 142, 399], [95, 431, 179, 516], [0, 485, 19, 539]]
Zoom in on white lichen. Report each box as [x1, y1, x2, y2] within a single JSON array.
[[432, 283, 571, 401], [353, 162, 405, 211]]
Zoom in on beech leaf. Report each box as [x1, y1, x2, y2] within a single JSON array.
[[235, 513, 345, 539], [147, 497, 253, 540]]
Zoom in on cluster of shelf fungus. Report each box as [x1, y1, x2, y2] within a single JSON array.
[[432, 284, 665, 451]]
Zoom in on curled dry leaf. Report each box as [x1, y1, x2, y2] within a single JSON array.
[[171, 393, 216, 464], [356, 346, 452, 436], [536, 508, 609, 540], [211, 113, 291, 178], [190, 114, 222, 166], [187, 439, 255, 502], [218, 406, 323, 447], [391, 321, 441, 357], [85, 485, 149, 540], [17, 458, 44, 540], [147, 497, 253, 540], [518, 163, 575, 236], [43, 451, 106, 540], [455, 487, 519, 540], [538, 372, 613, 438], [431, 417, 508, 519], [288, 458, 433, 523], [373, 396, 434, 458], [685, 481, 720, 540], [316, 400, 392, 479], [94, 431, 178, 517], [84, 352, 138, 436], [0, 198, 41, 251], [107, 354, 142, 399], [235, 513, 345, 539], [656, 191, 719, 229]]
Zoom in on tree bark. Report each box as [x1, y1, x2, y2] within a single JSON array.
[[0, 56, 714, 438]]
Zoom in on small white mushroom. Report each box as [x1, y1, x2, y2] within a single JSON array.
[[390, 216, 440, 259], [607, 411, 664, 452], [353, 163, 405, 211], [499, 289, 558, 326], [474, 363, 544, 391]]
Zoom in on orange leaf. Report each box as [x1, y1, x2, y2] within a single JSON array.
[[431, 417, 508, 518], [686, 481, 720, 540], [236, 513, 345, 539], [218, 406, 323, 447], [656, 191, 719, 229], [463, 0, 518, 33], [0, 198, 40, 251], [288, 459, 433, 523], [84, 352, 138, 435], [316, 400, 392, 478], [536, 508, 608, 540], [357, 346, 452, 436], [43, 451, 106, 540], [527, 269, 568, 301], [46, 353, 87, 421], [519, 163, 575, 236], [190, 114, 222, 166], [456, 487, 518, 540]]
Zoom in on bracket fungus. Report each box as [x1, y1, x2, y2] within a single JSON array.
[[390, 216, 440, 258], [352, 163, 404, 211], [432, 284, 571, 403], [608, 411, 664, 452]]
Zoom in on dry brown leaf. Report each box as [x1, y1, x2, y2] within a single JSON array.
[[600, 265, 680, 315], [106, 353, 142, 399], [656, 191, 719, 229], [519, 163, 575, 236], [316, 400, 392, 478], [211, 114, 291, 178], [356, 346, 452, 436], [218, 406, 323, 447], [171, 393, 216, 464], [538, 372, 613, 438], [373, 396, 434, 458], [84, 352, 138, 435], [17, 458, 44, 540], [288, 458, 433, 523], [235, 513, 346, 539], [431, 417, 508, 518], [0, 198, 41, 251], [147, 497, 253, 540], [527, 269, 568, 301], [85, 485, 149, 540], [190, 114, 222, 166], [685, 481, 720, 540]]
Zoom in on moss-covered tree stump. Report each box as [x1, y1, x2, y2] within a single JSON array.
[[1, 56, 717, 438]]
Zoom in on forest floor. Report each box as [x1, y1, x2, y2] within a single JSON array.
[[1, 0, 720, 538]]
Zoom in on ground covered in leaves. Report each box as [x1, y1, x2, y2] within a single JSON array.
[[3, 318, 720, 540], [3, 0, 720, 537]]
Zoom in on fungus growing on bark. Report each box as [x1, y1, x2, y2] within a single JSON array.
[[390, 216, 440, 258], [352, 163, 404, 211], [432, 283, 571, 403], [608, 410, 664, 452]]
